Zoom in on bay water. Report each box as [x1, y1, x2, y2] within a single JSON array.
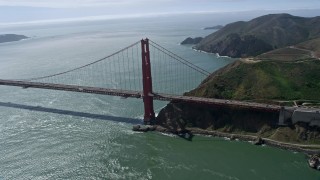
[[0, 13, 319, 179]]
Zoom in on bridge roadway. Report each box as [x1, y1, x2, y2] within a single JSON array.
[[0, 79, 280, 112]]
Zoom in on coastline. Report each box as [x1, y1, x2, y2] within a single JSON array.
[[179, 40, 233, 58], [151, 125, 320, 155], [190, 46, 232, 58]]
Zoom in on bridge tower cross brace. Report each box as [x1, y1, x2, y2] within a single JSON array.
[[141, 39, 155, 124]]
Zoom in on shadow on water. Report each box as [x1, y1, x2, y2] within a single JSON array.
[[0, 101, 195, 141], [0, 101, 142, 124]]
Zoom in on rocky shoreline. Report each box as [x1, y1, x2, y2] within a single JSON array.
[[186, 128, 320, 155], [133, 124, 320, 155]]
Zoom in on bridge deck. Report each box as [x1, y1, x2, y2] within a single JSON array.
[[154, 93, 280, 111], [0, 79, 280, 112]]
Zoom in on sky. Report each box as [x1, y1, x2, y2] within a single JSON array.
[[0, 0, 320, 24]]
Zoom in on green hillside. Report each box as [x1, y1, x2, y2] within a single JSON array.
[[187, 59, 320, 102]]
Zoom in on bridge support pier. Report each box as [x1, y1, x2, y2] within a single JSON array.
[[141, 39, 155, 125]]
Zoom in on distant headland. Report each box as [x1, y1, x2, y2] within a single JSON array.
[[181, 14, 320, 58], [195, 13, 320, 58], [0, 34, 29, 43], [180, 37, 203, 45]]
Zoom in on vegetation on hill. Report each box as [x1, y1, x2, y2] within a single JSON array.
[[195, 14, 320, 58], [186, 60, 320, 102], [205, 33, 273, 57]]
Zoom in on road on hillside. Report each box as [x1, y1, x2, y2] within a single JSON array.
[[289, 46, 320, 60]]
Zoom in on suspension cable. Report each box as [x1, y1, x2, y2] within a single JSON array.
[[19, 40, 141, 81], [149, 40, 211, 76]]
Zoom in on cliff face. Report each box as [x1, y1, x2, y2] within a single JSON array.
[[195, 14, 320, 58], [156, 102, 278, 133]]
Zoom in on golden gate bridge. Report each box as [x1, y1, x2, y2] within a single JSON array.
[[0, 39, 280, 124]]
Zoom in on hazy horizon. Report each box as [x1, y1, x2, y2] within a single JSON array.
[[1, 8, 320, 28], [1, 0, 320, 25]]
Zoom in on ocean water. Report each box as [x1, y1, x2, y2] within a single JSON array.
[[0, 13, 319, 180]]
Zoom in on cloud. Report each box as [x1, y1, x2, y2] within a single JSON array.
[[0, 0, 240, 8], [0, 0, 317, 10], [0, 0, 143, 8], [1, 0, 319, 24]]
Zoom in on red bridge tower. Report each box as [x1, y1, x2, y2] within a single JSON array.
[[141, 39, 155, 124]]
